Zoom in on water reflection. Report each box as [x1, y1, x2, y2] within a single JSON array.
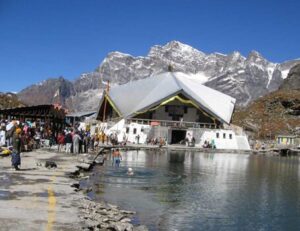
[[87, 150, 300, 231]]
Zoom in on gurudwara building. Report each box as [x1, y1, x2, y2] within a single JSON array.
[[96, 72, 250, 150]]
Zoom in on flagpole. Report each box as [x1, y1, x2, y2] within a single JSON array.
[[102, 81, 110, 122]]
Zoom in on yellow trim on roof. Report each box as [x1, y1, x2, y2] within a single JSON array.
[[105, 94, 122, 117], [134, 94, 218, 124]]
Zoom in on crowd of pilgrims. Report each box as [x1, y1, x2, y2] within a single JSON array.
[[0, 120, 54, 150], [56, 129, 119, 154], [0, 119, 119, 154]]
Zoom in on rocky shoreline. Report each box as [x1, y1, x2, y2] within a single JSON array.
[[71, 153, 149, 231], [79, 198, 148, 231]]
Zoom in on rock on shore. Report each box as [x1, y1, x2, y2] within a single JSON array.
[[79, 198, 148, 231]]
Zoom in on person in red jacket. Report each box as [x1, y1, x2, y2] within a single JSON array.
[[57, 132, 65, 152]]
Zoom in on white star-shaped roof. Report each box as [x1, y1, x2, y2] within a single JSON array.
[[101, 72, 236, 124]]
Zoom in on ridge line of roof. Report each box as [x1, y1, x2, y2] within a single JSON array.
[[171, 72, 183, 89]]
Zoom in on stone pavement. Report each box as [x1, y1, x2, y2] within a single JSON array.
[[0, 149, 84, 231]]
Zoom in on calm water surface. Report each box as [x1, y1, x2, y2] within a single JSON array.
[[86, 150, 300, 231]]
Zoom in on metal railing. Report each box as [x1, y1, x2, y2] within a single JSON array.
[[125, 118, 219, 129]]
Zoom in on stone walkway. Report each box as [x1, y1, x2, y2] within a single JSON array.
[[0, 149, 83, 231]]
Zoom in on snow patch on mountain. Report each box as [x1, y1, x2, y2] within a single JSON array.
[[281, 69, 290, 79], [266, 64, 276, 88]]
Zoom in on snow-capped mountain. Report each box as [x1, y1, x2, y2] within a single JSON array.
[[97, 41, 299, 106], [18, 41, 300, 111]]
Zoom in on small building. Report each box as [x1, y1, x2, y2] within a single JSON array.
[[96, 72, 250, 150], [66, 111, 96, 126], [0, 104, 66, 133], [276, 135, 299, 146]]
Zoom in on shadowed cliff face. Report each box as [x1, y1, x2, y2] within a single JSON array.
[[17, 77, 74, 108], [17, 41, 300, 112], [279, 63, 300, 90]]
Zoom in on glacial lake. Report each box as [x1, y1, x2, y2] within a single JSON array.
[[86, 150, 300, 231]]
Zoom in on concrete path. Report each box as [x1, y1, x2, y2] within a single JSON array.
[[0, 149, 84, 231], [97, 143, 253, 154]]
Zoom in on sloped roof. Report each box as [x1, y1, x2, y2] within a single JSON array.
[[99, 72, 236, 124], [66, 111, 96, 118]]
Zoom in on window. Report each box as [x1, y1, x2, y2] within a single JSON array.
[[141, 127, 144, 132], [168, 105, 184, 118], [229, 134, 232, 139], [133, 128, 137, 134], [223, 133, 226, 139], [149, 112, 153, 119], [184, 106, 188, 113], [126, 127, 130, 134], [216, 133, 219, 138]]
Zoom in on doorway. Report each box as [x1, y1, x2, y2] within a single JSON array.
[[171, 129, 187, 144]]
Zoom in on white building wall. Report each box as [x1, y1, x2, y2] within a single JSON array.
[[196, 129, 239, 150], [97, 120, 250, 150], [235, 135, 251, 150], [118, 123, 151, 144]]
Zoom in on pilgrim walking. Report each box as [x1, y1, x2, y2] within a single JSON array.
[[11, 128, 22, 170]]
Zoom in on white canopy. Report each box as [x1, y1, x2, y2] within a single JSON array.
[[98, 72, 236, 124]]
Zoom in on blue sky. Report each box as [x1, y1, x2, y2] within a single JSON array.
[[0, 0, 300, 92]]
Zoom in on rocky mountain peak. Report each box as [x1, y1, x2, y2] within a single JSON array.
[[148, 40, 205, 59], [248, 50, 263, 58], [107, 51, 133, 59], [17, 41, 300, 112], [166, 40, 205, 54], [229, 51, 245, 60], [247, 50, 268, 66]]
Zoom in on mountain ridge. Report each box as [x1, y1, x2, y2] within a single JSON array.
[[17, 41, 300, 111]]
